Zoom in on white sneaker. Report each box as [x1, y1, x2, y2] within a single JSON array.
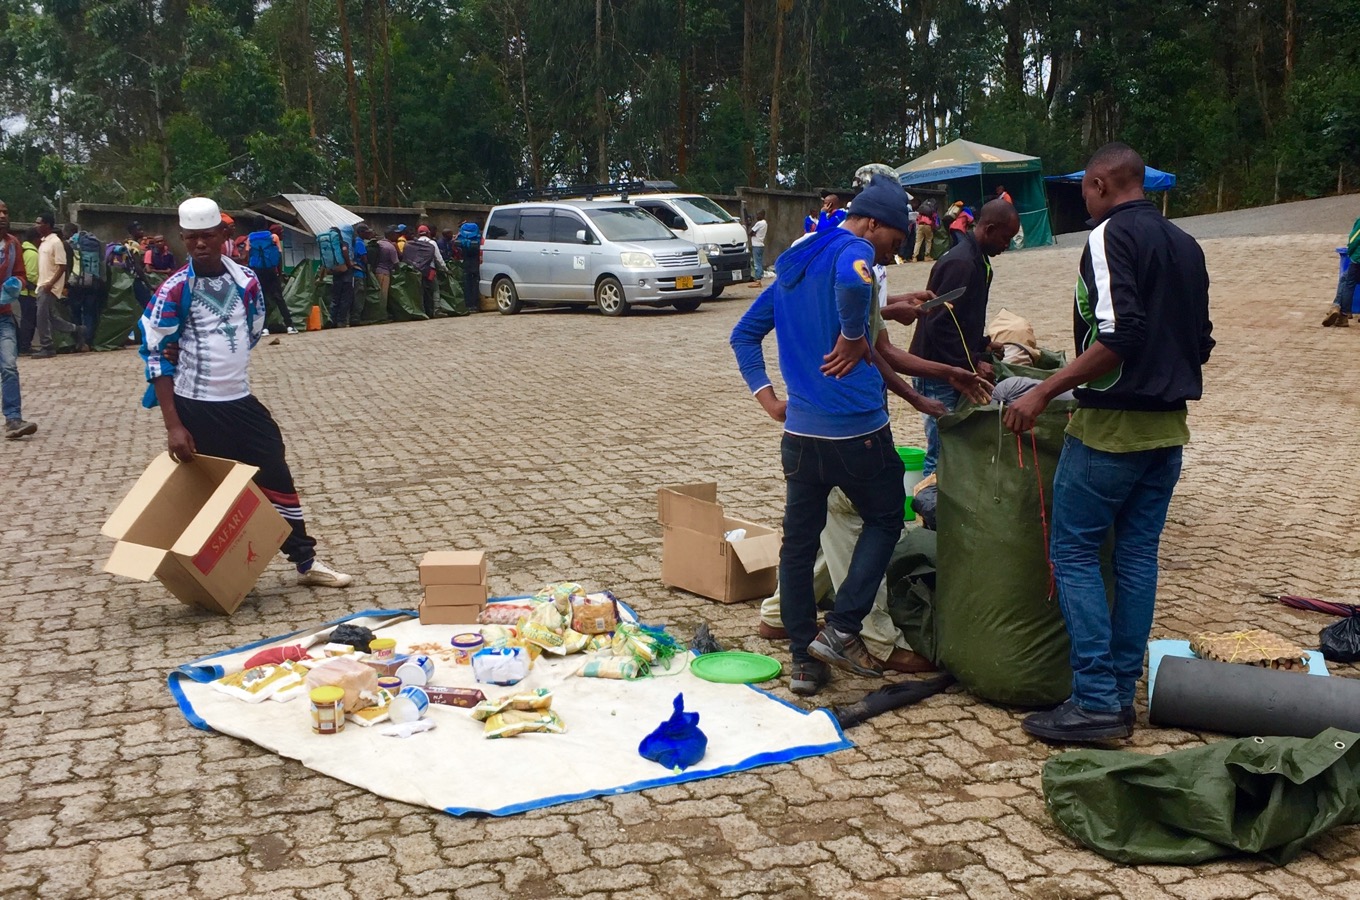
[[286, 327, 299, 335], [262, 328, 271, 336], [297, 560, 354, 588]]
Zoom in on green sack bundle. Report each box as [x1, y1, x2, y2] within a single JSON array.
[[1044, 728, 1360, 864], [933, 397, 1076, 706]]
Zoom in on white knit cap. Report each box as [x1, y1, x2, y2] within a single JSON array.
[[179, 196, 223, 231]]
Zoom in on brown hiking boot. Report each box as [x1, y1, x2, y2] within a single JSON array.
[[1323, 307, 1343, 327], [808, 626, 884, 677], [757, 620, 788, 641], [881, 648, 938, 674]]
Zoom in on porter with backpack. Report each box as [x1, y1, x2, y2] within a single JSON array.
[[248, 218, 295, 334]]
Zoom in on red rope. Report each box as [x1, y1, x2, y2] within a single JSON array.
[[1030, 431, 1056, 600]]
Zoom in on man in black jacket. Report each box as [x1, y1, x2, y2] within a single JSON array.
[[908, 199, 1018, 475], [1003, 143, 1214, 743]]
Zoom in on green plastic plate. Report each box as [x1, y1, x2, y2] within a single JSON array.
[[690, 651, 783, 684]]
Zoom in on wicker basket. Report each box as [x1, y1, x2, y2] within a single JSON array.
[[1190, 629, 1309, 671]]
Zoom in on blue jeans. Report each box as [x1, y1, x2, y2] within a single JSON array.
[[779, 426, 906, 662], [0, 313, 22, 420], [752, 246, 765, 280], [1334, 260, 1360, 314], [913, 377, 962, 476], [1050, 434, 1183, 713]]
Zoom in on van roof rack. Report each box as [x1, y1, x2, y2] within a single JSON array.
[[505, 180, 682, 203]]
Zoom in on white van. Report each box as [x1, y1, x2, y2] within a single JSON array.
[[617, 194, 751, 298]]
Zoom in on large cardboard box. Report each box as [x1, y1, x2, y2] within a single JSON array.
[[418, 602, 484, 626], [657, 483, 781, 603], [419, 550, 487, 585], [102, 453, 291, 615], [424, 583, 489, 607]]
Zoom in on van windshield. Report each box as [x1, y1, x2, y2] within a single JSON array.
[[673, 196, 734, 224], [584, 207, 676, 241]]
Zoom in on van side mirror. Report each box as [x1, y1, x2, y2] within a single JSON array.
[[576, 229, 589, 244]]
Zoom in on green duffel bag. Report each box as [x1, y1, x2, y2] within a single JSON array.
[[933, 397, 1077, 706]]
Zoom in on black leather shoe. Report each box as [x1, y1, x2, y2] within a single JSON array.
[[1022, 700, 1131, 743], [1122, 706, 1136, 730]]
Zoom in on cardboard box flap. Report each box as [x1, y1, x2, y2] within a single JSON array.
[[729, 531, 781, 573], [101, 452, 183, 540], [174, 461, 264, 556], [657, 483, 724, 535], [104, 541, 170, 581]]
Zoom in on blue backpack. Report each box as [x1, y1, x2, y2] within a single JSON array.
[[456, 221, 481, 254], [318, 229, 348, 272], [247, 231, 280, 270]]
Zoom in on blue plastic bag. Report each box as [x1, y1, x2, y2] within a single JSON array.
[[638, 693, 707, 771]]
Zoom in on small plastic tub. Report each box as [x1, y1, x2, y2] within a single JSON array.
[[451, 633, 486, 665], [369, 638, 397, 661]]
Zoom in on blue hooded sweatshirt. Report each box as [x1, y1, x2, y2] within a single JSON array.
[[730, 226, 888, 439]]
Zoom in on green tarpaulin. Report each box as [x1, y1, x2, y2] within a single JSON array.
[[93, 271, 164, 351], [1043, 728, 1360, 864], [895, 139, 1056, 249]]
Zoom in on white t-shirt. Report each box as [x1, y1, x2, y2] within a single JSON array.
[[750, 220, 768, 248], [173, 272, 251, 401]]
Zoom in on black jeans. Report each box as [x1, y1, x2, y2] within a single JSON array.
[[779, 425, 906, 662], [463, 264, 480, 311], [174, 394, 318, 567], [258, 269, 293, 329], [68, 284, 101, 345], [330, 273, 355, 327], [420, 274, 437, 318], [17, 295, 36, 352]]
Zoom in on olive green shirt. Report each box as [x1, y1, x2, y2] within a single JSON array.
[[1067, 407, 1190, 454]]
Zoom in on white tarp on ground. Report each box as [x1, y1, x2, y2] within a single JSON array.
[[170, 606, 851, 816]]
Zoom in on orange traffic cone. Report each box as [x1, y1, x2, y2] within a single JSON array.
[[306, 304, 322, 332]]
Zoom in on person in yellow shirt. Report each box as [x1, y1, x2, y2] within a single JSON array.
[[31, 213, 81, 358]]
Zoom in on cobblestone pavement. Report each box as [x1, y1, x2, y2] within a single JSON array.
[[4, 228, 1359, 899]]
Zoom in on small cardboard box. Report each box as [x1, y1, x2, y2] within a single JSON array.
[[419, 601, 484, 626], [657, 483, 781, 603], [424, 583, 489, 608], [418, 550, 487, 585], [102, 453, 291, 615]]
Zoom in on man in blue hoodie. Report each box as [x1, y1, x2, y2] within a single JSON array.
[[731, 174, 915, 696]]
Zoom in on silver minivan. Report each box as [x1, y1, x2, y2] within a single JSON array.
[[479, 201, 710, 316]]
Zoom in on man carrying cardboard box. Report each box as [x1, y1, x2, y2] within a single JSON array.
[[729, 174, 915, 696], [139, 197, 353, 589]]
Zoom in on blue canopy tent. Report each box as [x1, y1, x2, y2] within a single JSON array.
[[894, 139, 1055, 248], [1046, 167, 1177, 191], [1044, 167, 1178, 235]]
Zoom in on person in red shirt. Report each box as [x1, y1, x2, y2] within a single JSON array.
[[0, 199, 36, 438]]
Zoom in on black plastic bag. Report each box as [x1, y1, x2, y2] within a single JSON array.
[[1320, 616, 1360, 663], [329, 623, 376, 653]]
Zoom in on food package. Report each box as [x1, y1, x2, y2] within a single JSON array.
[[1190, 629, 1310, 671], [478, 602, 536, 625], [612, 623, 659, 663], [571, 591, 619, 635], [305, 657, 381, 712], [482, 709, 566, 739], [348, 688, 395, 727], [534, 582, 584, 614], [425, 686, 487, 708], [212, 661, 305, 703], [579, 655, 644, 680], [584, 633, 613, 653], [479, 625, 518, 647], [470, 688, 554, 720], [471, 647, 531, 686]]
